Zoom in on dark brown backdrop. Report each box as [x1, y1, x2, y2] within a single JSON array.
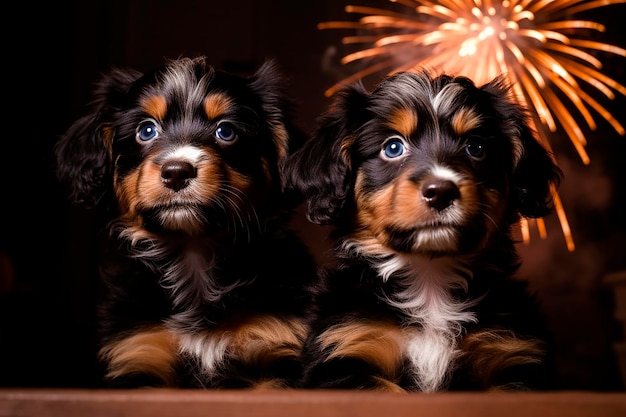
[[1, 0, 625, 390]]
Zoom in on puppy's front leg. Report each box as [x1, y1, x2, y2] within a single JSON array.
[[453, 329, 547, 390], [179, 314, 309, 389], [227, 315, 309, 389], [302, 319, 406, 392], [99, 325, 181, 387]]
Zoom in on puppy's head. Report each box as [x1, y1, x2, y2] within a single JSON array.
[[286, 69, 561, 256], [56, 57, 299, 239]]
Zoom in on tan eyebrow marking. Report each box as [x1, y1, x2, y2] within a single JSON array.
[[141, 95, 167, 120], [451, 107, 481, 136], [204, 93, 234, 120], [387, 107, 418, 138]]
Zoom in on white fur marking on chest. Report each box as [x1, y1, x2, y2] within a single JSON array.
[[383, 255, 477, 392], [178, 330, 231, 379]]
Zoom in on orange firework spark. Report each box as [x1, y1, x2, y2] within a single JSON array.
[[319, 0, 626, 251]]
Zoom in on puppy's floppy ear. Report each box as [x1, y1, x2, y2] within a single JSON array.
[[512, 125, 562, 219], [55, 68, 142, 208], [481, 76, 561, 219], [284, 82, 370, 224], [248, 59, 303, 176]]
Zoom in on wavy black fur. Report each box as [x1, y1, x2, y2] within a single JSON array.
[[286, 69, 561, 392], [56, 56, 316, 388]]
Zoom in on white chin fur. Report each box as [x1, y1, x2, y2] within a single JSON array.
[[413, 227, 459, 253], [158, 207, 205, 234]]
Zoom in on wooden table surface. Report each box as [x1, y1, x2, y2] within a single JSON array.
[[1, 389, 625, 417]]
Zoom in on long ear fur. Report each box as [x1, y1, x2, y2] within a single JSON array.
[[284, 82, 370, 224], [513, 125, 562, 218], [481, 76, 561, 219], [249, 59, 304, 187], [55, 68, 142, 208]]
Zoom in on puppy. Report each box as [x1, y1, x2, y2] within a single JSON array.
[[286, 69, 561, 392], [55, 56, 317, 388]]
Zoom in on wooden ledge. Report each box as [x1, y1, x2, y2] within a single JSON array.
[[1, 389, 625, 417]]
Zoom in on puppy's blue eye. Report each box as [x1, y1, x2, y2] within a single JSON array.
[[382, 137, 406, 159], [465, 140, 486, 160], [215, 123, 237, 142], [136, 120, 159, 142]]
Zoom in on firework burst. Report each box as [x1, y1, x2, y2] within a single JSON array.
[[319, 0, 626, 251]]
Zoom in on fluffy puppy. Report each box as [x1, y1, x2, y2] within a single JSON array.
[[55, 56, 317, 388], [285, 69, 561, 392]]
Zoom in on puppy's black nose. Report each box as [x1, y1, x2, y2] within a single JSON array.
[[421, 179, 460, 212], [161, 161, 197, 191]]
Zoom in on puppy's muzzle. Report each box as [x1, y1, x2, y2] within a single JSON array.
[[421, 179, 460, 212], [161, 160, 197, 192]]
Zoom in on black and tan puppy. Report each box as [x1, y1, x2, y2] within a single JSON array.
[[55, 56, 317, 388], [286, 69, 560, 392]]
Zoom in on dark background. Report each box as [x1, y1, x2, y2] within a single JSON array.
[[1, 0, 625, 390]]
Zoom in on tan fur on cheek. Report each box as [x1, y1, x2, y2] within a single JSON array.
[[99, 326, 180, 386], [227, 166, 256, 192], [223, 167, 269, 212], [318, 320, 405, 380], [353, 174, 386, 234], [386, 178, 431, 229], [354, 171, 430, 235], [353, 172, 397, 246], [114, 160, 163, 222], [456, 177, 480, 217], [114, 164, 141, 220], [458, 176, 506, 230], [135, 160, 170, 204]]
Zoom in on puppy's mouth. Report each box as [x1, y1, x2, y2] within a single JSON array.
[[151, 202, 204, 217], [385, 223, 461, 255], [140, 197, 260, 238], [141, 203, 210, 235]]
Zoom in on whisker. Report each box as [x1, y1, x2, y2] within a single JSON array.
[[476, 202, 500, 232], [219, 185, 263, 242]]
